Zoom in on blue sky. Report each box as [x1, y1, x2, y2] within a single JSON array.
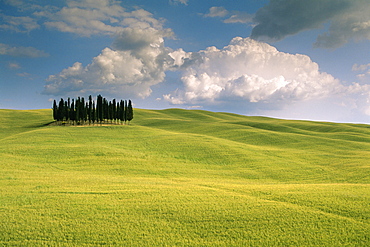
[[1, 0, 370, 123]]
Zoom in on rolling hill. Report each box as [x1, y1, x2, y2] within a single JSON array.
[[0, 108, 369, 246]]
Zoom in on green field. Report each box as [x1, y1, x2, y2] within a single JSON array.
[[0, 109, 369, 246]]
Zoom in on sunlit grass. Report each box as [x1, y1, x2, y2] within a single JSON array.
[[0, 109, 369, 246]]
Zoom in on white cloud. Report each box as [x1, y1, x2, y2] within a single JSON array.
[[17, 72, 34, 79], [168, 48, 193, 68], [3, 0, 47, 12], [112, 27, 173, 51], [203, 6, 253, 25], [33, 0, 167, 37], [169, 0, 188, 5], [0, 43, 49, 57], [352, 63, 370, 72], [0, 14, 40, 33], [41, 1, 177, 98], [251, 0, 370, 48], [3, 0, 166, 37], [204, 7, 229, 18], [224, 12, 254, 24], [164, 37, 370, 116], [352, 63, 370, 81], [36, 0, 125, 36], [43, 27, 175, 98], [165, 37, 340, 104]]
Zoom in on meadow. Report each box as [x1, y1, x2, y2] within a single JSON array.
[[0, 108, 369, 246]]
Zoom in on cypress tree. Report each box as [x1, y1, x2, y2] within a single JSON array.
[[108, 101, 111, 122], [81, 97, 85, 124], [76, 97, 80, 124], [88, 95, 93, 124], [51, 95, 132, 126], [112, 99, 116, 123], [124, 100, 128, 124], [127, 100, 133, 123], [53, 100, 58, 121], [116, 101, 120, 124], [70, 99, 75, 124], [97, 94, 103, 123], [96, 95, 100, 123], [64, 101, 68, 122], [91, 101, 96, 125], [58, 98, 65, 122], [67, 97, 71, 123], [85, 102, 89, 123], [119, 100, 125, 124], [103, 98, 108, 122]]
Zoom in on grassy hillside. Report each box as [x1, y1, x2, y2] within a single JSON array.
[[0, 109, 369, 246]]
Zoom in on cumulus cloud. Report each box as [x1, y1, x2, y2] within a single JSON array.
[[0, 43, 49, 57], [41, 0, 177, 98], [112, 27, 173, 51], [43, 27, 176, 98], [164, 37, 370, 115], [251, 0, 370, 48]]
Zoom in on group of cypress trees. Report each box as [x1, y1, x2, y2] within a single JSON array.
[[52, 95, 133, 125]]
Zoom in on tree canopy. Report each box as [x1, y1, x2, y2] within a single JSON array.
[[52, 95, 133, 125]]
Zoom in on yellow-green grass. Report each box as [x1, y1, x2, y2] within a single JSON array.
[[0, 109, 369, 246]]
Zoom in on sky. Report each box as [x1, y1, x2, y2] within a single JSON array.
[[1, 0, 370, 123]]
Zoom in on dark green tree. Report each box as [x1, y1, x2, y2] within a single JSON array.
[[70, 99, 75, 124], [76, 97, 81, 124], [91, 101, 96, 125], [97, 94, 103, 123], [81, 97, 85, 124], [64, 101, 69, 122], [108, 101, 112, 122], [52, 95, 132, 126], [53, 100, 58, 121], [127, 100, 133, 123], [119, 100, 125, 124], [88, 95, 93, 124], [103, 98, 108, 122], [85, 100, 88, 123], [116, 101, 120, 123], [67, 97, 71, 123], [124, 100, 128, 124], [85, 102, 88, 123], [112, 99, 116, 123], [58, 98, 65, 122]]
